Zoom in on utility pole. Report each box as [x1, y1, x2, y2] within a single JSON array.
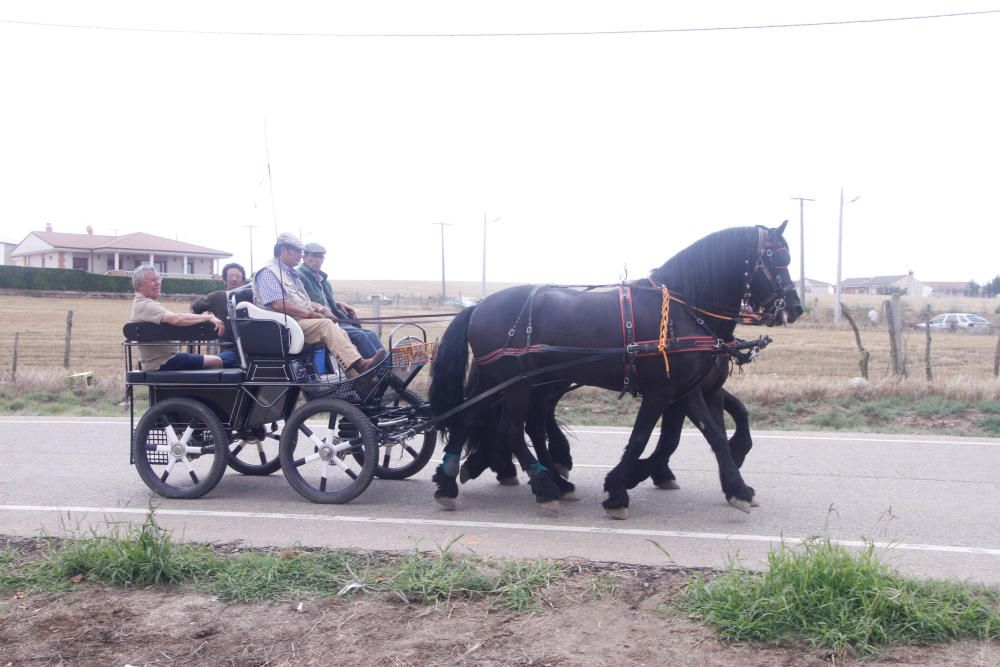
[[482, 213, 500, 298], [834, 188, 860, 325], [241, 224, 258, 275], [432, 222, 451, 303], [790, 196, 814, 305]]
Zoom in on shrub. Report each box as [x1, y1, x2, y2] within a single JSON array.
[[0, 265, 221, 295]]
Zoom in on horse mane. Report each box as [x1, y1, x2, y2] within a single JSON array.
[[649, 226, 759, 311]]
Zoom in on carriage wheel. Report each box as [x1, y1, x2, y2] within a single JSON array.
[[351, 388, 436, 480], [132, 398, 229, 499], [227, 420, 283, 476], [279, 398, 378, 504]]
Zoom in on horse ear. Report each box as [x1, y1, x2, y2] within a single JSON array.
[[776, 220, 788, 235]]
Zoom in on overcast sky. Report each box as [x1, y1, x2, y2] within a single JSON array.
[[2, 1, 998, 287]]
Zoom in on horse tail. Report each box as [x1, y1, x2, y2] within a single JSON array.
[[429, 305, 477, 433]]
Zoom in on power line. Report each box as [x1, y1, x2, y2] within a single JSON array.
[[2, 9, 999, 39]]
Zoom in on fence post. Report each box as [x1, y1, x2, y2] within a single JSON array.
[[12, 332, 19, 381], [840, 303, 869, 380], [994, 334, 1000, 378], [885, 297, 906, 378], [370, 296, 382, 339], [63, 309, 74, 369], [924, 305, 932, 382]]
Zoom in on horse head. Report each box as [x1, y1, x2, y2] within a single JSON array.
[[744, 221, 803, 326]]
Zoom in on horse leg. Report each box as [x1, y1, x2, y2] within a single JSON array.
[[545, 388, 574, 478], [432, 414, 469, 510], [504, 385, 563, 512], [627, 405, 684, 490], [603, 394, 664, 520], [524, 393, 576, 501], [724, 389, 753, 468], [683, 391, 756, 512]]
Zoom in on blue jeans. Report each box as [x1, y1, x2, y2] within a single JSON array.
[[341, 324, 383, 358]]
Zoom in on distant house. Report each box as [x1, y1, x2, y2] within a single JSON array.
[[840, 271, 931, 297], [923, 281, 977, 297], [803, 277, 834, 295], [10, 225, 230, 278], [0, 236, 15, 266]]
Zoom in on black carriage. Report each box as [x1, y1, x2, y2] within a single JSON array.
[[122, 291, 436, 503]]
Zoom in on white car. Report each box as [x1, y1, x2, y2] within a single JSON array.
[[917, 313, 992, 330]]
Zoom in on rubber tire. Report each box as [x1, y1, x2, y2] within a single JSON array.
[[227, 421, 283, 476], [349, 388, 436, 480], [279, 398, 378, 504], [132, 397, 229, 499]]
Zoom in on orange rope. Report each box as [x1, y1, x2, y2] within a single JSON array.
[[658, 287, 671, 374]]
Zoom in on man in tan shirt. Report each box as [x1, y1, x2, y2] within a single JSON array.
[[129, 265, 226, 371]]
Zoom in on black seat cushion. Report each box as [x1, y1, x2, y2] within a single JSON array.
[[127, 369, 246, 384]]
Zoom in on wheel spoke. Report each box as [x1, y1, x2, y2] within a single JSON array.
[[180, 456, 200, 484], [231, 441, 246, 456], [177, 424, 196, 446], [330, 456, 358, 479], [319, 461, 330, 491], [160, 456, 177, 482], [381, 450, 392, 468], [403, 445, 419, 458], [294, 452, 321, 467], [256, 443, 267, 465]]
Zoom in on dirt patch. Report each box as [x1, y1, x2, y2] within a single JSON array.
[[2, 563, 995, 666]]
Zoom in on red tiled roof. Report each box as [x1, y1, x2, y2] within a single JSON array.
[[24, 231, 229, 257]]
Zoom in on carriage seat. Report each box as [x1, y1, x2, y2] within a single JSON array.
[[232, 301, 305, 356], [126, 368, 246, 384]]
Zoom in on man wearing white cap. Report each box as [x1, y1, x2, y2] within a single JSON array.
[[252, 232, 385, 375]]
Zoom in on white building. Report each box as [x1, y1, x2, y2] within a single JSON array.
[[10, 226, 230, 278]]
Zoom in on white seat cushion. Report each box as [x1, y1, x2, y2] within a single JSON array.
[[234, 302, 305, 354]]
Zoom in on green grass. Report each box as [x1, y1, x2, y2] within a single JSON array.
[[1, 512, 562, 611], [682, 537, 1000, 655]]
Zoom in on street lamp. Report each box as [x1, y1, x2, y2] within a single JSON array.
[[791, 196, 814, 305], [834, 188, 860, 325], [482, 213, 501, 298]]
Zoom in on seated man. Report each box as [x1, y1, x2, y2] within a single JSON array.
[[129, 264, 226, 371], [252, 232, 384, 376], [221, 262, 247, 291], [297, 242, 384, 358]]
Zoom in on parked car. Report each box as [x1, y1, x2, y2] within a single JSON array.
[[448, 296, 480, 308], [916, 313, 993, 331], [364, 294, 393, 305]]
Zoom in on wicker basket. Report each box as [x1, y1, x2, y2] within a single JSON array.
[[390, 340, 436, 369]]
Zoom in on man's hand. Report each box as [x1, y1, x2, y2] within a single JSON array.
[[204, 313, 225, 336], [338, 302, 358, 320]]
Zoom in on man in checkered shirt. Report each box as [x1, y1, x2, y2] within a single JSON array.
[[252, 232, 385, 376]]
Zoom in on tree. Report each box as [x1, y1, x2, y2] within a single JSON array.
[[968, 281, 981, 297], [983, 275, 1000, 298]]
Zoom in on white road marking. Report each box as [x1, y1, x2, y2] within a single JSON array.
[[3, 504, 998, 557]]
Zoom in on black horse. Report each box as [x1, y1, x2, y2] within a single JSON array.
[[429, 224, 801, 517], [455, 353, 756, 513]]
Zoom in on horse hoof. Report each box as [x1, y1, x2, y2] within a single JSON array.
[[750, 498, 760, 507], [498, 476, 520, 486], [435, 496, 457, 511], [459, 465, 471, 484], [654, 479, 680, 490], [605, 506, 628, 520], [537, 500, 560, 514], [554, 464, 571, 479], [560, 490, 579, 501], [727, 497, 752, 514]]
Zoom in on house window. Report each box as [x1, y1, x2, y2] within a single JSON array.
[[72, 256, 89, 270], [154, 261, 167, 274], [107, 258, 115, 271]]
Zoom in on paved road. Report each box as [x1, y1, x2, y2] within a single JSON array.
[[2, 417, 999, 584]]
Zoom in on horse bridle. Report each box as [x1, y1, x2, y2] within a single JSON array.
[[743, 226, 797, 326]]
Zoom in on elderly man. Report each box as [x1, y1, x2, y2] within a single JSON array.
[[129, 265, 226, 371], [252, 232, 384, 375], [297, 242, 384, 358]]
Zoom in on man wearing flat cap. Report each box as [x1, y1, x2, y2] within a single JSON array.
[[298, 241, 384, 358], [252, 232, 385, 375]]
